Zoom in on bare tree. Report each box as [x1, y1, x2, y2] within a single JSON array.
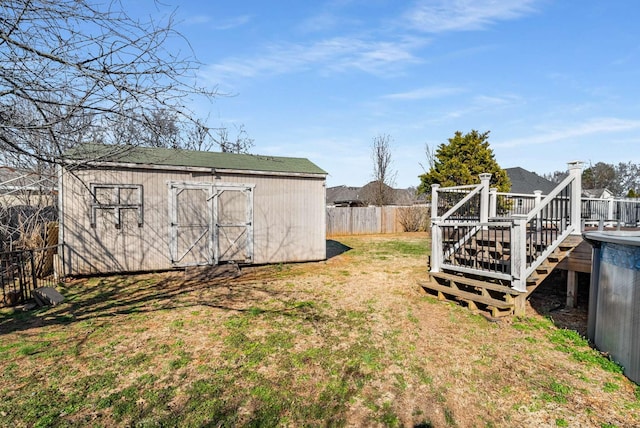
[[0, 0, 218, 168], [542, 170, 568, 184], [184, 122, 214, 152], [214, 124, 255, 154], [180, 122, 255, 154], [370, 134, 397, 206], [97, 108, 182, 149], [419, 142, 436, 173]]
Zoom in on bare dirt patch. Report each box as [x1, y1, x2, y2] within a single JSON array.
[[0, 233, 638, 427]]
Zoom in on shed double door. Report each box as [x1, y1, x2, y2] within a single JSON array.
[[169, 182, 254, 267]]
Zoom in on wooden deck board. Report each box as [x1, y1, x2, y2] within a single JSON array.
[[557, 240, 592, 273], [427, 231, 592, 317], [420, 280, 514, 310], [429, 271, 520, 295]]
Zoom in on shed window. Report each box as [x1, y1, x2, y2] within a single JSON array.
[[90, 184, 143, 228]]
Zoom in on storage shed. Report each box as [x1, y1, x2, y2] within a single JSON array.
[[59, 144, 327, 275]]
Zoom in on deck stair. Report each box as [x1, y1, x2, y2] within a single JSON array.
[[421, 234, 582, 317]]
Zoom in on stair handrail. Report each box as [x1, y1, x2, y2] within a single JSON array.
[[525, 175, 575, 225], [510, 161, 583, 292]]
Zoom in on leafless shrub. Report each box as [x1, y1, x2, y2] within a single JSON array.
[[0, 205, 57, 251], [397, 206, 430, 232]]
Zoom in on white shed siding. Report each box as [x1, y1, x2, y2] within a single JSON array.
[[61, 166, 326, 275]]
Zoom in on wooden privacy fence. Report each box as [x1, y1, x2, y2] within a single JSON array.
[[326, 206, 430, 236]]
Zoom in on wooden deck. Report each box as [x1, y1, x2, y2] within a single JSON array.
[[427, 167, 640, 317], [557, 239, 592, 273], [423, 233, 586, 317], [557, 227, 640, 274]]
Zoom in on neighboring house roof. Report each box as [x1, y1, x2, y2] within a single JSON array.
[[392, 188, 416, 205], [326, 182, 418, 206], [64, 143, 327, 176], [0, 166, 57, 193], [505, 167, 556, 194], [326, 185, 363, 206], [583, 188, 614, 199]]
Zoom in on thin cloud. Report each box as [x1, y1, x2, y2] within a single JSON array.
[[183, 14, 251, 30], [298, 13, 361, 33], [473, 94, 520, 106], [497, 118, 640, 147], [184, 15, 212, 25], [384, 86, 465, 100], [213, 15, 252, 30], [404, 0, 540, 33], [426, 93, 521, 122], [204, 36, 429, 82]]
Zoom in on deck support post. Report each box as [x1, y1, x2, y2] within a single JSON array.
[[513, 294, 527, 316], [566, 270, 578, 308], [511, 215, 528, 293], [568, 161, 584, 234]]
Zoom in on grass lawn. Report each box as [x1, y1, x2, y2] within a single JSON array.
[[0, 233, 638, 427]]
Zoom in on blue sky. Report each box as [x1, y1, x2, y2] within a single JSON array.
[[147, 1, 640, 188]]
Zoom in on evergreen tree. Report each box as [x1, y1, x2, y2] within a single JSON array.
[[417, 130, 510, 194]]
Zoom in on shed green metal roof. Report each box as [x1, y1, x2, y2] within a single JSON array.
[[64, 144, 327, 176]]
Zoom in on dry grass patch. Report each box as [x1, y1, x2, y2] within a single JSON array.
[[0, 232, 638, 427]]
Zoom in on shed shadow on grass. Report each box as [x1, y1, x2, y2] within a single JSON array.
[[0, 264, 328, 336], [326, 240, 351, 259]]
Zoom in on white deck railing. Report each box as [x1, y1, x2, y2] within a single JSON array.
[[430, 174, 492, 274], [581, 197, 640, 227], [430, 162, 584, 292], [509, 165, 582, 291]]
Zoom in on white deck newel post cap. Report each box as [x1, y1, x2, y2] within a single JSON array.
[[568, 161, 584, 172], [479, 174, 491, 223], [479, 173, 492, 182], [431, 183, 440, 220]]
